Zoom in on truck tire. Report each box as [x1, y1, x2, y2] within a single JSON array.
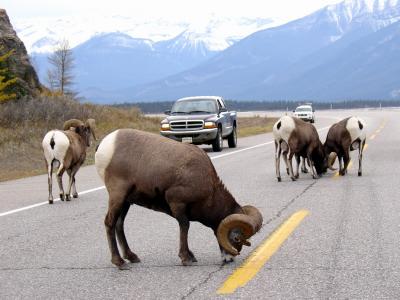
[[212, 128, 223, 152], [228, 125, 237, 148]]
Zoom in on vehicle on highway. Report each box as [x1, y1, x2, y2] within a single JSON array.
[[293, 104, 315, 123], [160, 96, 237, 152]]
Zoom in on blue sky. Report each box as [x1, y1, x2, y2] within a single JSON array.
[[2, 0, 342, 22]]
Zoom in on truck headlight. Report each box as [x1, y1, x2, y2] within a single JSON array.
[[161, 123, 170, 131], [204, 121, 217, 129]]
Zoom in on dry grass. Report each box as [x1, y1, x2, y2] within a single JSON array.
[[0, 97, 277, 182], [237, 116, 278, 137], [0, 96, 161, 182]]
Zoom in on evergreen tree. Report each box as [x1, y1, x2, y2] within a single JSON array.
[[0, 49, 17, 103]]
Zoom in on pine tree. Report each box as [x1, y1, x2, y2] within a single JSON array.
[[0, 49, 17, 103]]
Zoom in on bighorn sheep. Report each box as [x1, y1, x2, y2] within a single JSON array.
[[273, 116, 332, 181], [95, 129, 263, 269], [42, 119, 96, 204], [324, 116, 366, 176]]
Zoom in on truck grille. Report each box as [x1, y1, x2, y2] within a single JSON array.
[[170, 120, 204, 131]]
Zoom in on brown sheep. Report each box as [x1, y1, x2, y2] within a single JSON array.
[[42, 119, 96, 203], [273, 116, 334, 181], [95, 129, 263, 269], [324, 116, 366, 176]]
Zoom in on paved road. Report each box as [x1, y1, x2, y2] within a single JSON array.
[[0, 109, 398, 299]]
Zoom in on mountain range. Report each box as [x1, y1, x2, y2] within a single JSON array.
[[13, 0, 400, 102], [14, 15, 274, 99]]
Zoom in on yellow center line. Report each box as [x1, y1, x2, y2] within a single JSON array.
[[217, 210, 309, 295]]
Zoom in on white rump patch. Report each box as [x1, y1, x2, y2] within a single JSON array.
[[42, 130, 70, 164], [346, 117, 366, 144], [273, 116, 295, 144], [95, 130, 119, 182]]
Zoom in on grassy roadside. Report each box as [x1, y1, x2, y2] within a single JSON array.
[[237, 116, 278, 137], [0, 97, 277, 182]]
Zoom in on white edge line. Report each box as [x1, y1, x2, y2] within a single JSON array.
[[0, 126, 330, 217], [0, 186, 105, 217]]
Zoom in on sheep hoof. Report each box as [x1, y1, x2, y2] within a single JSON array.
[[295, 174, 299, 179], [65, 195, 71, 201], [73, 193, 78, 198], [117, 263, 131, 270], [358, 171, 362, 177], [180, 252, 197, 266], [286, 168, 290, 175], [112, 257, 129, 270], [48, 199, 53, 204], [339, 170, 346, 176], [312, 175, 319, 179], [302, 169, 308, 174], [291, 177, 296, 181], [181, 259, 196, 266], [124, 252, 141, 263], [188, 250, 197, 263], [277, 177, 281, 182], [60, 194, 65, 201]]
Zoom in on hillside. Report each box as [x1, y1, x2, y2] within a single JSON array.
[[0, 9, 41, 98]]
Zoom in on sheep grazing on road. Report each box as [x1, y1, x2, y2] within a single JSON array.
[[42, 119, 96, 204], [95, 129, 263, 269], [324, 117, 366, 176], [273, 116, 334, 181]]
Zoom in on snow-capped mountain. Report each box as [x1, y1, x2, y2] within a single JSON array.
[[13, 14, 277, 96], [30, 31, 222, 93], [13, 15, 275, 53], [118, 0, 400, 102]]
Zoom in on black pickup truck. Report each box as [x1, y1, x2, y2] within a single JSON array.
[[160, 96, 237, 152]]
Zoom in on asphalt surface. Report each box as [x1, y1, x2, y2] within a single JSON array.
[[0, 109, 398, 299]]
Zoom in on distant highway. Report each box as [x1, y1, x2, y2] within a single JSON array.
[[0, 109, 398, 299]]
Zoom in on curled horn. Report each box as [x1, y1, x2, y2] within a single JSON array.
[[217, 205, 263, 256], [63, 119, 84, 131], [328, 152, 337, 171], [85, 118, 97, 141]]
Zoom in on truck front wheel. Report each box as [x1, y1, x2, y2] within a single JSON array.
[[212, 128, 223, 152], [228, 125, 237, 148]]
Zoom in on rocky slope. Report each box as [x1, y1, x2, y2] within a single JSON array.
[[0, 9, 41, 97]]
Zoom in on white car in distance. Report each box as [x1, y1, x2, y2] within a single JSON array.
[[293, 105, 315, 123]]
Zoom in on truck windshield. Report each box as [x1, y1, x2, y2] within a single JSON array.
[[171, 99, 218, 114], [296, 107, 312, 112]]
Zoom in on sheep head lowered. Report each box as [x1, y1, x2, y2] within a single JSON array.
[[324, 116, 366, 176], [63, 118, 96, 146], [95, 128, 263, 269], [217, 205, 263, 256]]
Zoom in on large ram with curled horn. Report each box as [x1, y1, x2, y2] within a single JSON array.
[[94, 129, 263, 269], [42, 118, 96, 204]]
